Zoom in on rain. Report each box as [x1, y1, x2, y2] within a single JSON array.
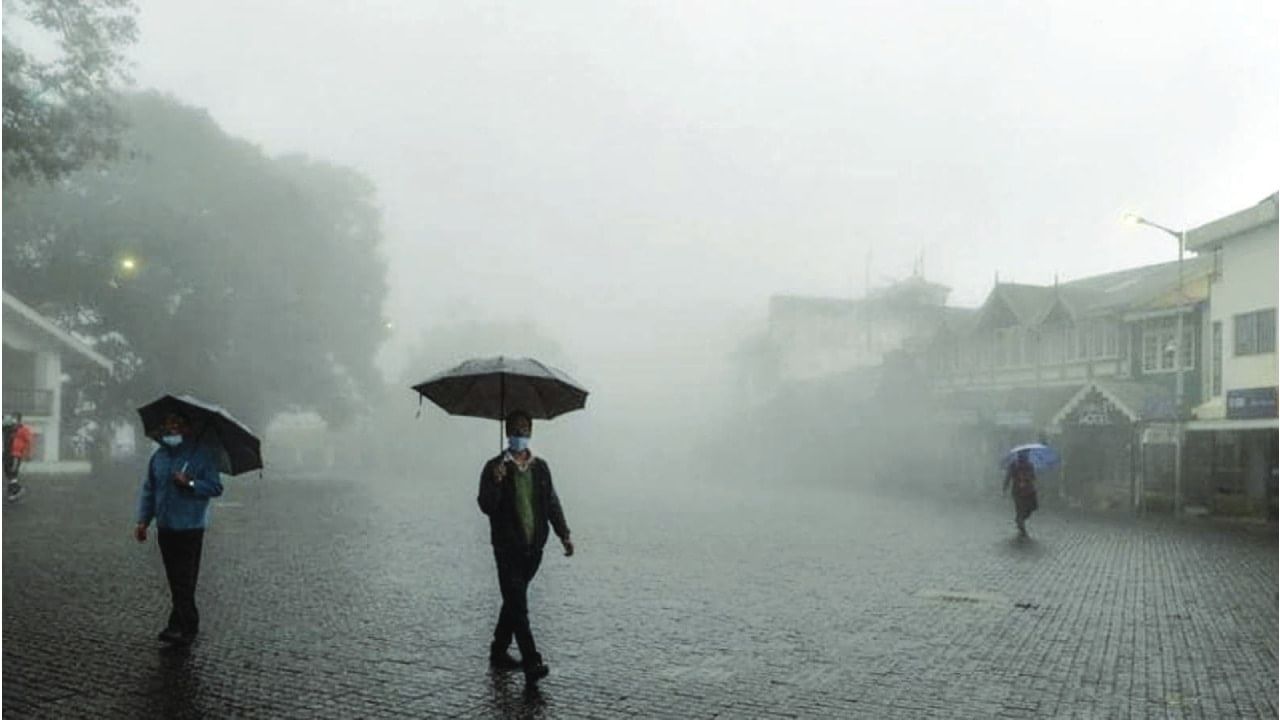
[[2, 1, 1277, 717]]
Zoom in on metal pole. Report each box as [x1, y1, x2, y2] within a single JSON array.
[[1173, 231, 1185, 515]]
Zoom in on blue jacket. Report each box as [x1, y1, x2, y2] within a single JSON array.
[[136, 440, 224, 530]]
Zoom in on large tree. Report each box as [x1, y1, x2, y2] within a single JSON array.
[[3, 91, 391, 434], [2, 0, 138, 182]]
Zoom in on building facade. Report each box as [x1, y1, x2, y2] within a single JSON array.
[[927, 258, 1213, 510], [1183, 193, 1279, 519], [2, 292, 114, 473]]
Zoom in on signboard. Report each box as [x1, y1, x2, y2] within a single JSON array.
[[1226, 387, 1278, 420]]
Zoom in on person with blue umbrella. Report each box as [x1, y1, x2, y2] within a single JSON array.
[[1002, 446, 1051, 537]]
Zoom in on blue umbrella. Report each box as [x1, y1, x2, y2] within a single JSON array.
[[1000, 443, 1060, 471]]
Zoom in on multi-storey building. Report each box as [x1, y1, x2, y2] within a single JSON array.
[[1183, 193, 1278, 518]]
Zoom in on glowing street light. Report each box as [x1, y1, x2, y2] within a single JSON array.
[[119, 256, 139, 274]]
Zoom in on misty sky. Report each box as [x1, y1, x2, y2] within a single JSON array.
[[123, 1, 1278, 386]]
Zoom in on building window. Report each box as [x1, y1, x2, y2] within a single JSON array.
[[1142, 317, 1195, 373], [1212, 321, 1223, 396], [1103, 322, 1118, 358], [1076, 321, 1089, 359], [1234, 309, 1277, 356], [1143, 331, 1160, 372]]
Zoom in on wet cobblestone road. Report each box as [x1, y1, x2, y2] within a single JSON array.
[[4, 469, 1276, 718]]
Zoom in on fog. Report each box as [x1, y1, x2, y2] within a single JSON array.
[[5, 1, 1277, 501], [5, 3, 1280, 717]]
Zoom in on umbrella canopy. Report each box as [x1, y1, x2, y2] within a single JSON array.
[[411, 356, 589, 421], [1000, 443, 1061, 472], [137, 394, 263, 476]]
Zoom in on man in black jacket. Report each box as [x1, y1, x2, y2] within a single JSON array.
[[478, 410, 574, 682]]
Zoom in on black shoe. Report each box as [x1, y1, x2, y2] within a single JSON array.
[[523, 661, 549, 682], [489, 651, 521, 670], [6, 484, 24, 501], [158, 628, 184, 644]]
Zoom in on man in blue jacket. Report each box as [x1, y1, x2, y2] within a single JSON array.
[[478, 410, 574, 683], [134, 412, 224, 645]]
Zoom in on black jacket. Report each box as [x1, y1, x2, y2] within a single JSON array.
[[477, 454, 570, 550]]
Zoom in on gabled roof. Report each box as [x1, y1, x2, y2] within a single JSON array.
[[1049, 380, 1177, 426], [974, 283, 1057, 330], [2, 293, 113, 372], [968, 256, 1213, 333]]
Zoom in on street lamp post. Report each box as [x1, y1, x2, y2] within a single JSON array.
[[1125, 214, 1187, 515]]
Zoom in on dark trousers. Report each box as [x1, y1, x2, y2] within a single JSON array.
[[158, 529, 205, 635], [4, 454, 20, 482], [492, 546, 543, 664], [1015, 492, 1038, 524]]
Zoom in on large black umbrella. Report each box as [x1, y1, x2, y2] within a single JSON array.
[[137, 394, 263, 476], [412, 356, 589, 447]]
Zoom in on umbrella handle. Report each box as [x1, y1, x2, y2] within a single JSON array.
[[499, 372, 506, 453]]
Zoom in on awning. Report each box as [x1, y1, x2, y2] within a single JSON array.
[[1185, 417, 1279, 432]]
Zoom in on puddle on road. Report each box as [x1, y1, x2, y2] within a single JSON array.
[[916, 589, 1011, 606]]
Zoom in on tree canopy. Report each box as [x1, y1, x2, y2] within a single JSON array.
[[2, 0, 138, 183], [3, 91, 391, 432]]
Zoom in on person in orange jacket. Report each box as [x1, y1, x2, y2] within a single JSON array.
[[4, 413, 34, 500]]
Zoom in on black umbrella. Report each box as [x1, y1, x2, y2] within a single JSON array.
[[137, 394, 263, 476], [411, 356, 589, 448]]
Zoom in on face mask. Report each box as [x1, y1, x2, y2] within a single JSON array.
[[161, 434, 183, 447], [508, 436, 531, 452]]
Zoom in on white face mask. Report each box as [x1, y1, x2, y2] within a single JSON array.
[[508, 436, 531, 452], [161, 434, 183, 447]]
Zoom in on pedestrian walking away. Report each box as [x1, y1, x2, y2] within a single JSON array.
[[1003, 448, 1039, 537], [477, 410, 575, 684], [4, 413, 34, 501], [133, 412, 225, 646]]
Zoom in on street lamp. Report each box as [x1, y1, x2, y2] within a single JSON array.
[[1125, 212, 1188, 515]]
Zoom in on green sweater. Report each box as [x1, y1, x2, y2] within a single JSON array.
[[513, 466, 536, 544]]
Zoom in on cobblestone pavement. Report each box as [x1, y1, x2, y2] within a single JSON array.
[[3, 466, 1276, 719]]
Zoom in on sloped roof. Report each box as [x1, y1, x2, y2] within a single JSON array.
[[1053, 256, 1213, 319], [967, 256, 1213, 334], [2, 293, 113, 372], [1049, 380, 1177, 426], [974, 283, 1056, 329]]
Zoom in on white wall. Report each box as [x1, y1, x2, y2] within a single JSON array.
[[1210, 221, 1279, 397], [4, 319, 64, 463]]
